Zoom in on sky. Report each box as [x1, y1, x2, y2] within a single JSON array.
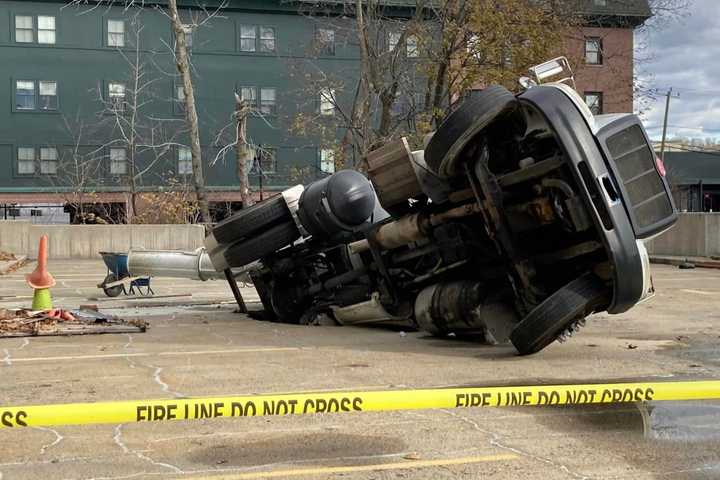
[[637, 0, 720, 142]]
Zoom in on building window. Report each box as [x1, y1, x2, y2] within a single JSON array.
[[254, 148, 276, 173], [259, 26, 276, 53], [39, 81, 57, 110], [319, 88, 335, 116], [240, 86, 257, 107], [38, 16, 56, 44], [584, 92, 603, 115], [15, 81, 36, 110], [585, 37, 602, 65], [109, 147, 127, 175], [15, 15, 56, 44], [407, 35, 419, 58], [17, 147, 36, 175], [240, 25, 256, 52], [15, 15, 34, 43], [182, 24, 193, 50], [388, 31, 401, 52], [107, 19, 125, 47], [594, 0, 607, 6], [108, 82, 126, 111], [260, 88, 276, 116], [40, 147, 58, 174], [320, 148, 335, 174], [176, 85, 185, 102], [178, 146, 193, 175], [316, 28, 335, 56]]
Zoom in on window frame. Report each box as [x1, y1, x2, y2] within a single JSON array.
[[584, 37, 603, 65], [37, 15, 56, 45], [39, 146, 59, 175], [584, 91, 603, 115], [319, 88, 336, 116], [316, 27, 336, 56], [174, 83, 186, 115], [13, 79, 60, 113], [388, 31, 402, 53], [253, 148, 277, 174], [107, 81, 127, 113], [259, 25, 276, 53], [239, 24, 257, 52], [106, 18, 126, 48], [16, 146, 37, 176], [108, 147, 128, 176], [319, 148, 335, 174], [38, 80, 58, 111], [177, 146, 193, 176], [406, 34, 419, 58], [259, 87, 277, 116], [239, 86, 257, 107], [14, 14, 35, 43]]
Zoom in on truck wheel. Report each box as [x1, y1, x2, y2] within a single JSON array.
[[223, 221, 300, 268], [510, 273, 610, 356], [211, 195, 292, 244], [425, 85, 517, 178]]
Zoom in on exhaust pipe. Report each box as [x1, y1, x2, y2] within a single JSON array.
[[127, 248, 258, 282]]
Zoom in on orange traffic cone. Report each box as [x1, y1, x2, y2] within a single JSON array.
[[26, 235, 56, 310]]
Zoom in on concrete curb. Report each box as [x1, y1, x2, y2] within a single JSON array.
[[651, 256, 720, 269], [0, 255, 28, 275]]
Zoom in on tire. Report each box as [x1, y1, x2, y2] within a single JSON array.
[[510, 273, 610, 356], [223, 221, 300, 268], [425, 85, 518, 179], [211, 195, 292, 244], [102, 274, 124, 297]]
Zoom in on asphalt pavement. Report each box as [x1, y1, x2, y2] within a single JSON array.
[[1, 260, 719, 479]]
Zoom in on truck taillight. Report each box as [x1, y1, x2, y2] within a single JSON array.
[[655, 155, 666, 177]]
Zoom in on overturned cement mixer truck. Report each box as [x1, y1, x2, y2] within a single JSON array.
[[203, 58, 677, 355]]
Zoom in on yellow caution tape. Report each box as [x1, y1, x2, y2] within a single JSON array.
[[2, 380, 720, 429]]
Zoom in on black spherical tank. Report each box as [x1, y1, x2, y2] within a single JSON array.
[[297, 170, 377, 238]]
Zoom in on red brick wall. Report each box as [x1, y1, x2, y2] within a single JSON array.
[[564, 26, 635, 114]]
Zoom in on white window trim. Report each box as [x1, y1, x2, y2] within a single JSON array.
[[107, 19, 126, 48], [109, 147, 128, 175], [320, 148, 335, 174], [17, 147, 36, 175], [178, 146, 193, 175], [319, 88, 335, 116]]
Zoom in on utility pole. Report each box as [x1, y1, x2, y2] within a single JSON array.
[[659, 88, 678, 164]]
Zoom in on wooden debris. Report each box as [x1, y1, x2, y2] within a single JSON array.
[[0, 308, 147, 338]]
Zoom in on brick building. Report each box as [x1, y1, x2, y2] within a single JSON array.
[[0, 0, 652, 223]]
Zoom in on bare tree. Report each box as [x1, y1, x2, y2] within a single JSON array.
[[95, 14, 184, 223], [44, 113, 106, 223], [291, 0, 565, 170]]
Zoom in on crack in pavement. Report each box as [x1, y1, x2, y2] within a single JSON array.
[[111, 424, 183, 476], [442, 409, 590, 480], [148, 364, 185, 399], [123, 334, 134, 350], [34, 426, 64, 455], [1, 349, 10, 366]]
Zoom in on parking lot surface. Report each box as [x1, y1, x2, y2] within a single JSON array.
[[1, 260, 720, 479]]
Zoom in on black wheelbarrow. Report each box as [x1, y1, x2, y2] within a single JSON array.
[[98, 251, 154, 297]]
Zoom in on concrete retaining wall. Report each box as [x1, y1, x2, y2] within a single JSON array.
[[0, 221, 205, 259], [646, 213, 720, 257]]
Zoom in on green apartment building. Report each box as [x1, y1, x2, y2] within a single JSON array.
[[0, 0, 651, 222]]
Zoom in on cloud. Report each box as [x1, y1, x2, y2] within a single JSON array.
[[637, 0, 720, 140]]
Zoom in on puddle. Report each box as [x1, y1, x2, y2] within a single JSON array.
[[531, 401, 720, 479], [642, 402, 720, 442]]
